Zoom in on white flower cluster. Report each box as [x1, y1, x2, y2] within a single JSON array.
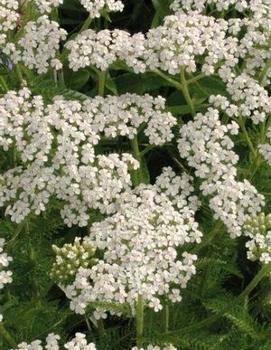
[[34, 0, 63, 13], [0, 88, 177, 225], [178, 108, 265, 238], [83, 94, 176, 145], [132, 345, 177, 350], [0, 89, 139, 225], [12, 333, 97, 350], [66, 11, 238, 76], [0, 238, 12, 322], [6, 15, 67, 74], [62, 168, 201, 315], [66, 29, 146, 73], [244, 213, 271, 265], [80, 0, 124, 18], [145, 11, 238, 75], [210, 74, 271, 124], [0, 0, 19, 38]]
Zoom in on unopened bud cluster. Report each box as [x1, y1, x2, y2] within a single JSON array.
[[51, 238, 97, 286], [244, 213, 271, 265]]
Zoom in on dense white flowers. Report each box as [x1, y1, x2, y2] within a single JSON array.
[[80, 0, 124, 18], [34, 0, 63, 13], [244, 213, 271, 265], [0, 238, 12, 322], [7, 15, 67, 73], [210, 74, 271, 124], [0, 88, 177, 225], [82, 93, 176, 144], [0, 0, 19, 34], [60, 168, 201, 315], [144, 11, 238, 75], [12, 333, 97, 350], [66, 29, 146, 73], [178, 108, 264, 237]]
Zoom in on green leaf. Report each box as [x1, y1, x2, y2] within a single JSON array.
[[65, 69, 91, 90]]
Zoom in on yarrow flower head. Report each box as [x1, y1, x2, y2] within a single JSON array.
[[60, 168, 201, 316], [244, 213, 271, 265], [7, 15, 67, 73], [178, 108, 264, 237], [0, 238, 12, 322], [66, 29, 146, 73], [0, 88, 177, 226]]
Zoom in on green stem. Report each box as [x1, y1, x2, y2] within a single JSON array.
[[164, 304, 169, 333], [0, 323, 17, 348], [153, 69, 183, 90], [259, 58, 271, 84], [238, 117, 257, 158], [240, 264, 271, 298], [131, 136, 144, 186], [136, 295, 144, 348], [80, 14, 92, 32], [187, 73, 206, 85], [97, 70, 107, 96], [180, 67, 195, 115], [15, 64, 24, 84], [0, 76, 8, 91]]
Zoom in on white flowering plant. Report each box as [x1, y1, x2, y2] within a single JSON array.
[[0, 0, 271, 349]]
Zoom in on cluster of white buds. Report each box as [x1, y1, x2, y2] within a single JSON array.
[[0, 238, 12, 322], [144, 11, 238, 75], [178, 108, 265, 238], [12, 333, 97, 350], [80, 0, 124, 19], [50, 238, 97, 286], [34, 0, 64, 13], [7, 15, 67, 73], [210, 74, 271, 124], [66, 29, 146, 73], [61, 168, 201, 316], [244, 213, 271, 265], [132, 345, 177, 350]]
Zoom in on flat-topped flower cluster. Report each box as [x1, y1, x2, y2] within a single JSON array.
[[178, 108, 265, 238], [57, 168, 201, 316], [0, 88, 176, 226]]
